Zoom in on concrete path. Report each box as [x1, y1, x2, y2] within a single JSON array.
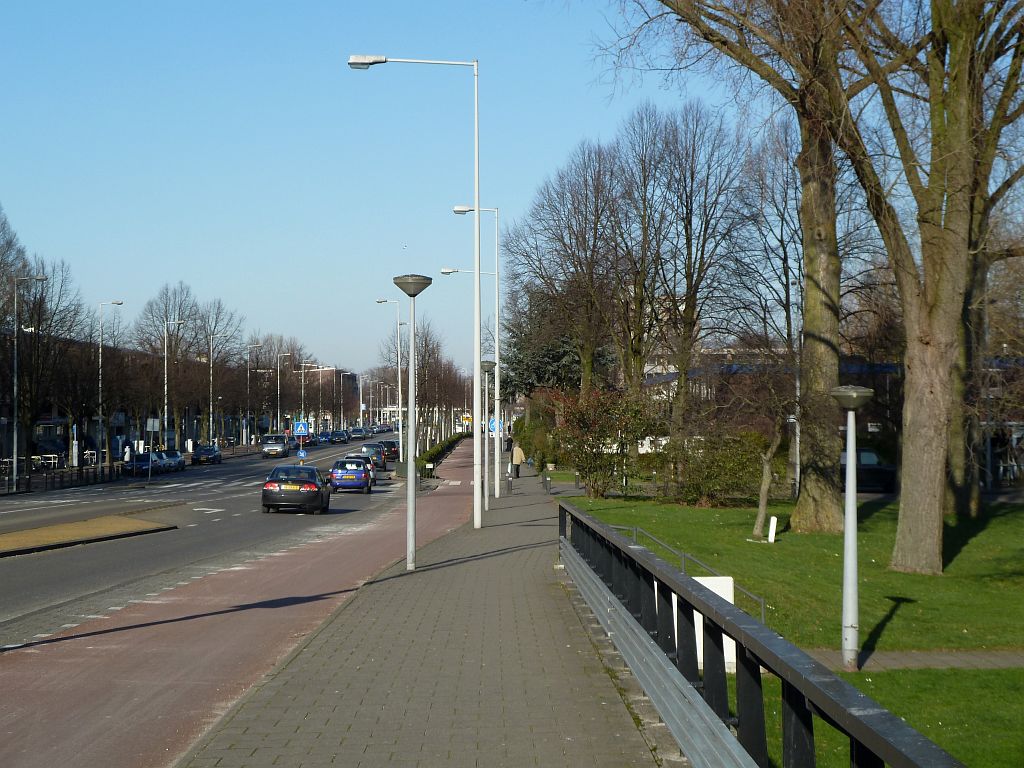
[[177, 463, 659, 767]]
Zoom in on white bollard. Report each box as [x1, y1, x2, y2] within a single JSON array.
[[768, 515, 778, 543]]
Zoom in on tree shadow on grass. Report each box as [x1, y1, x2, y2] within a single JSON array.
[[856, 496, 895, 525], [860, 595, 916, 665], [942, 504, 1016, 569]]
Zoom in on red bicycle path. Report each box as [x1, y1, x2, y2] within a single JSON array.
[[0, 443, 473, 768]]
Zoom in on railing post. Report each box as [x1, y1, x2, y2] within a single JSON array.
[[558, 503, 566, 540], [782, 679, 815, 768], [736, 647, 769, 767], [655, 578, 675, 659], [702, 621, 729, 720], [675, 595, 700, 685], [640, 566, 657, 636]]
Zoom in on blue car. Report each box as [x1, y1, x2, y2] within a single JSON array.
[[329, 458, 371, 494]]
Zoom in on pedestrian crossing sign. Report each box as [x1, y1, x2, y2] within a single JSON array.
[[293, 421, 309, 436]]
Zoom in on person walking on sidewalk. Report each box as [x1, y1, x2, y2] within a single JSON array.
[[511, 443, 525, 479]]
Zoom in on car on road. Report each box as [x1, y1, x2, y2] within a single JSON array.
[[344, 454, 377, 485], [318, 431, 331, 445], [261, 434, 290, 458], [286, 435, 301, 452], [840, 448, 897, 493], [360, 442, 386, 469], [329, 458, 372, 494], [158, 450, 186, 472], [329, 430, 349, 444], [300, 433, 319, 447], [261, 464, 331, 514], [379, 439, 399, 462], [191, 445, 223, 465], [349, 427, 368, 440], [124, 452, 158, 476]]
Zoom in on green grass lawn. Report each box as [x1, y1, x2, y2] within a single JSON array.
[[575, 496, 1024, 651], [570, 495, 1024, 766]]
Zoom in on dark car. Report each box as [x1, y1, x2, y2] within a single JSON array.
[[261, 465, 331, 514], [329, 458, 372, 494], [124, 452, 158, 476], [329, 430, 349, 444], [318, 431, 331, 445], [379, 439, 399, 462], [360, 442, 386, 469], [159, 449, 186, 472], [191, 445, 223, 465], [349, 427, 368, 440], [841, 448, 897, 493]]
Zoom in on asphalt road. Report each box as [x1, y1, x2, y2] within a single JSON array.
[[0, 436, 395, 647], [0, 432, 474, 768]]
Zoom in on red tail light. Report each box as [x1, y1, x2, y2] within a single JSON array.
[[263, 482, 280, 491], [300, 482, 318, 492]]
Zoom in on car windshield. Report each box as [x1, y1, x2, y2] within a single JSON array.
[[164, 451, 180, 458], [335, 461, 365, 471], [269, 467, 317, 482]]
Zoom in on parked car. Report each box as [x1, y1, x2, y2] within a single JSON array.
[[287, 435, 301, 452], [329, 458, 372, 494], [300, 433, 319, 447], [379, 439, 399, 462], [261, 464, 331, 514], [261, 434, 290, 458], [318, 431, 332, 445], [349, 427, 368, 440], [191, 445, 223, 465], [158, 450, 186, 472], [840, 448, 897, 493], [344, 454, 377, 485], [124, 452, 158, 476], [360, 442, 386, 469], [329, 430, 349, 444]]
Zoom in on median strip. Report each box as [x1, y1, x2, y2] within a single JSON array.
[[0, 515, 176, 557]]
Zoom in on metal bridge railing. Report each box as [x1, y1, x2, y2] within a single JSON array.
[[559, 500, 962, 768]]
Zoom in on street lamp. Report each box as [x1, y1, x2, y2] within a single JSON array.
[[277, 352, 291, 432], [481, 359, 495, 512], [338, 370, 356, 428], [455, 200, 502, 498], [349, 52, 484, 530], [97, 300, 125, 473], [246, 343, 263, 445], [11, 274, 47, 490], [208, 333, 229, 444], [299, 361, 318, 424], [376, 298, 405, 462], [314, 366, 337, 433], [164, 318, 184, 448], [831, 384, 874, 671], [394, 273, 432, 571]]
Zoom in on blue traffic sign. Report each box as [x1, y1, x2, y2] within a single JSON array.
[[297, 449, 307, 459], [293, 421, 309, 436], [488, 418, 504, 433]]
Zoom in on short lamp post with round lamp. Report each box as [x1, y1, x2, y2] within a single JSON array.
[[831, 384, 874, 671], [394, 274, 432, 571]]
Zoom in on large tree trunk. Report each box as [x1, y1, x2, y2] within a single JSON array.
[[892, 334, 955, 574], [790, 111, 843, 533]]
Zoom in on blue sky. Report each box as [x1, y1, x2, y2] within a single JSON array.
[[1, 1, 712, 373]]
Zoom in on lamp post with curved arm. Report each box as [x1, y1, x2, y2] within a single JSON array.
[[11, 274, 47, 489], [277, 352, 291, 432], [349, 53, 483, 530]]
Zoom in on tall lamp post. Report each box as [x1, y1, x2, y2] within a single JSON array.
[[394, 273, 432, 571], [454, 204, 501, 497], [481, 360, 495, 512], [97, 300, 124, 472], [208, 333, 228, 443], [246, 343, 263, 445], [11, 274, 47, 489], [277, 352, 291, 432], [315, 366, 337, 432], [338, 371, 355, 428], [299, 361, 317, 424], [831, 384, 874, 671], [163, 318, 184, 448], [349, 53, 483, 529]]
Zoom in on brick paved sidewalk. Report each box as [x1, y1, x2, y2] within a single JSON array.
[[177, 456, 659, 767]]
